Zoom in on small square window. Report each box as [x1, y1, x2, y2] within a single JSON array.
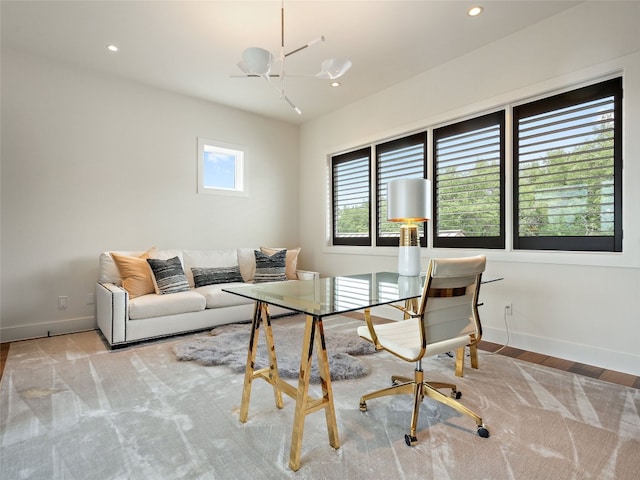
[[197, 138, 247, 196]]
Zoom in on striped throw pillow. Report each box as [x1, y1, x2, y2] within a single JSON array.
[[146, 256, 190, 294], [192, 266, 244, 287], [253, 249, 287, 283]]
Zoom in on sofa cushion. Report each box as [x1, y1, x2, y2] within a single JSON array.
[[110, 248, 157, 298], [237, 248, 256, 282], [128, 290, 207, 320], [149, 248, 185, 265], [260, 247, 301, 280], [147, 256, 191, 294], [195, 283, 254, 308], [183, 249, 239, 287], [192, 266, 244, 287], [254, 249, 287, 283]]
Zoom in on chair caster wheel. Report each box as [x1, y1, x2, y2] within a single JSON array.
[[477, 426, 490, 438], [359, 401, 367, 412], [404, 434, 417, 446], [451, 389, 462, 400]]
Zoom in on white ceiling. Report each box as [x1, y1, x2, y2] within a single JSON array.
[[1, 1, 582, 124]]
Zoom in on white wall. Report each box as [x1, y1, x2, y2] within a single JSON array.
[[0, 48, 300, 341], [299, 2, 640, 375]]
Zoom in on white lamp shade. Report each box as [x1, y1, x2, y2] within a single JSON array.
[[242, 47, 273, 75], [387, 178, 431, 222], [317, 58, 352, 79]]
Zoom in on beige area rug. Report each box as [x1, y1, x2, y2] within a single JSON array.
[[1, 315, 639, 480]]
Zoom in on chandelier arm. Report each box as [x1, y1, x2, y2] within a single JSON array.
[[280, 0, 287, 81], [281, 0, 285, 50], [285, 37, 325, 58], [283, 96, 302, 115], [285, 45, 306, 57], [264, 78, 300, 114], [232, 73, 329, 79], [231, 74, 282, 78]]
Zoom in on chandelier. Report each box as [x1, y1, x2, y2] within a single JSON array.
[[234, 0, 352, 115]]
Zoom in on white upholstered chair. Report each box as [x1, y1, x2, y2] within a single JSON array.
[[357, 255, 489, 445]]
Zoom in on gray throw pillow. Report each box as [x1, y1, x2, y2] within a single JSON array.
[[147, 256, 190, 294], [254, 249, 287, 283], [192, 266, 244, 287]]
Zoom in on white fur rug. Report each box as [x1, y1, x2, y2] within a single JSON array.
[[173, 317, 378, 382]]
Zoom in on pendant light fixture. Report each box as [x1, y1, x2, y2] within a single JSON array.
[[234, 0, 352, 115]]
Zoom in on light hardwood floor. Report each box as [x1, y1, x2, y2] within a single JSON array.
[[1, 342, 9, 381]]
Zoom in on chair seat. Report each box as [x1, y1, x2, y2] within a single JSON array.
[[357, 319, 470, 361]]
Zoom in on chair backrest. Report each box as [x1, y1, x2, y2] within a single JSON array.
[[418, 255, 486, 349]]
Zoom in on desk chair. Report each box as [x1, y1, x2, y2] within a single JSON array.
[[391, 292, 480, 378], [357, 255, 489, 446]]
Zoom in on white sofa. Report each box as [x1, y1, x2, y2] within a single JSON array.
[[96, 247, 317, 347]]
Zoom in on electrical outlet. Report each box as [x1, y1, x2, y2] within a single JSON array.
[[58, 296, 68, 309], [87, 293, 95, 305], [504, 304, 512, 316]]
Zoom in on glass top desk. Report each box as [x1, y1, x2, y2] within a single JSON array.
[[223, 272, 500, 471]]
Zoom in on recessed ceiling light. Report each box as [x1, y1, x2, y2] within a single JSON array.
[[468, 6, 484, 17], [106, 45, 119, 52], [331, 81, 341, 87]]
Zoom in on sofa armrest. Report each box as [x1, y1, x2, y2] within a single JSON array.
[[295, 270, 320, 281], [96, 282, 128, 346]]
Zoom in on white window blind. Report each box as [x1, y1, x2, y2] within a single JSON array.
[[376, 132, 426, 246], [518, 100, 615, 234], [332, 148, 371, 246], [514, 77, 622, 252], [433, 111, 505, 248]]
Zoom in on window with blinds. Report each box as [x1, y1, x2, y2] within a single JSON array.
[[376, 132, 427, 246], [331, 147, 372, 246], [513, 78, 622, 252], [433, 111, 505, 248]]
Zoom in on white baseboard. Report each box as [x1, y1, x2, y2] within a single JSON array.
[[0, 316, 96, 343], [482, 326, 640, 378]]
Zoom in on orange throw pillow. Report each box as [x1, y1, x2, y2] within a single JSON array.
[[110, 248, 156, 298]]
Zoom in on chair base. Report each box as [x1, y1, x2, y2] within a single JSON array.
[[359, 367, 489, 445]]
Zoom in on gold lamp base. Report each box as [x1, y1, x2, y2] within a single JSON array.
[[398, 223, 421, 276]]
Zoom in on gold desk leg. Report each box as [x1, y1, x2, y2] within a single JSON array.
[[288, 315, 340, 471], [239, 302, 261, 423], [403, 298, 418, 319], [315, 317, 340, 448], [239, 302, 283, 423], [263, 304, 284, 409]]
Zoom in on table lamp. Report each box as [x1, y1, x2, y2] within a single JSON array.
[[387, 178, 431, 276]]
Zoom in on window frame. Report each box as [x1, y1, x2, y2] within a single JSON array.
[[197, 137, 248, 197], [432, 110, 506, 249], [327, 77, 623, 257], [375, 132, 428, 247], [512, 77, 623, 252], [331, 147, 372, 246]]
